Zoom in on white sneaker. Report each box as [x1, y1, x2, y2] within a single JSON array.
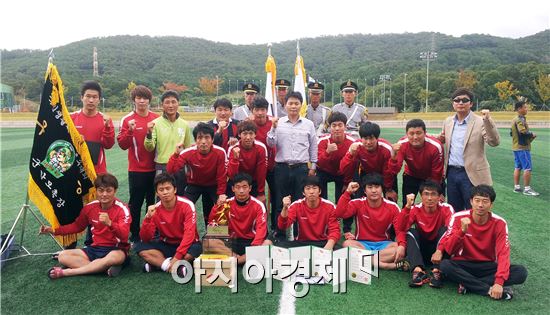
[[523, 188, 540, 196], [513, 187, 522, 193]]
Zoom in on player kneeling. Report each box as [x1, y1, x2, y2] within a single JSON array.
[[276, 176, 341, 250], [134, 173, 202, 276], [40, 173, 131, 279], [208, 173, 271, 265], [440, 185, 527, 300], [336, 173, 408, 270], [397, 181, 453, 288]]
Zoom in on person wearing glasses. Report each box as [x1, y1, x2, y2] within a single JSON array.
[[233, 83, 260, 121], [332, 80, 368, 139], [438, 88, 499, 212]]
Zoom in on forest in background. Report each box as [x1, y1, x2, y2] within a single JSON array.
[[1, 30, 549, 112]]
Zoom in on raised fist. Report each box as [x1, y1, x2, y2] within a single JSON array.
[[146, 205, 157, 219], [174, 142, 184, 154], [99, 212, 111, 226], [218, 120, 228, 131], [348, 142, 362, 156], [147, 121, 155, 133], [405, 194, 415, 208], [347, 182, 360, 194], [232, 146, 241, 159], [103, 115, 112, 127], [461, 217, 471, 233], [282, 195, 291, 208], [128, 119, 136, 131]]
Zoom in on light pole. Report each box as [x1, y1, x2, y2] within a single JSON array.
[[379, 75, 391, 107], [403, 73, 407, 113], [216, 75, 219, 97], [372, 78, 375, 107], [228, 79, 231, 94], [419, 51, 438, 112], [101, 97, 105, 112]]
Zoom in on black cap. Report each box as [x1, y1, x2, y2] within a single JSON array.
[[307, 82, 324, 93], [340, 80, 358, 92], [242, 83, 260, 93], [275, 79, 291, 88]]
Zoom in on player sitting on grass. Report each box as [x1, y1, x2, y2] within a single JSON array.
[[397, 180, 454, 288], [276, 175, 341, 250], [440, 185, 528, 300], [134, 173, 202, 276], [336, 172, 408, 270], [40, 173, 131, 279], [208, 172, 272, 265]]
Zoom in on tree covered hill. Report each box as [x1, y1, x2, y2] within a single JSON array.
[[2, 30, 549, 111]]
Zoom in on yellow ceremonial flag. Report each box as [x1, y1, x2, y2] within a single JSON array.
[[293, 42, 308, 117], [264, 49, 277, 117]]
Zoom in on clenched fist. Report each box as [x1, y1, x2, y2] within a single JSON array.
[[147, 121, 155, 133], [461, 217, 471, 233], [347, 182, 360, 194], [127, 119, 136, 131], [348, 142, 362, 156]]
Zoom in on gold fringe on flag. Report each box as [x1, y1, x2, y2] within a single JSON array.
[[28, 63, 97, 246]]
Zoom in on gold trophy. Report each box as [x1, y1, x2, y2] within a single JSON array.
[[203, 201, 232, 256]]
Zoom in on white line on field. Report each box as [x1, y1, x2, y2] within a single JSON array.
[[278, 280, 296, 315]]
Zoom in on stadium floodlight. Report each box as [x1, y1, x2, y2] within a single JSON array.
[[419, 51, 438, 112]]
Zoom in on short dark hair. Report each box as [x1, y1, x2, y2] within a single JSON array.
[[327, 111, 347, 125], [161, 90, 179, 103], [359, 122, 381, 139], [232, 172, 253, 186], [94, 173, 118, 190], [130, 85, 152, 101], [406, 119, 426, 132], [253, 96, 269, 110], [471, 184, 496, 203], [451, 88, 474, 101], [302, 175, 321, 190], [419, 180, 443, 195], [515, 101, 526, 111], [193, 122, 215, 140], [154, 172, 176, 189], [80, 80, 102, 98], [361, 172, 384, 188], [237, 120, 257, 134], [213, 98, 233, 110], [285, 91, 303, 104]]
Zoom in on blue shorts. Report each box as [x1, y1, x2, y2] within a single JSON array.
[[81, 246, 124, 261], [514, 150, 532, 171], [134, 240, 202, 259], [358, 240, 393, 251]]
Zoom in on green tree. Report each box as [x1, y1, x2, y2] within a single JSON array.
[[534, 73, 550, 107]]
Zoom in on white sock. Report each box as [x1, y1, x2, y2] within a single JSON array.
[[525, 186, 531, 190], [161, 257, 172, 271], [514, 185, 521, 189]]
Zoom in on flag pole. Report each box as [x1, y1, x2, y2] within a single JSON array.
[[1, 54, 65, 263]]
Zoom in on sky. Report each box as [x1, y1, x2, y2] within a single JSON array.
[[1, 0, 548, 51]]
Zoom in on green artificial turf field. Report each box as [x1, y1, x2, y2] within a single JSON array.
[[1, 127, 548, 314]]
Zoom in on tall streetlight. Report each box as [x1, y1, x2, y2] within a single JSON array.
[[419, 51, 438, 112], [403, 73, 407, 112], [379, 75, 391, 107], [372, 78, 375, 107], [216, 75, 219, 97]]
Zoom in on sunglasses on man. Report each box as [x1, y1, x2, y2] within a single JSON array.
[[453, 98, 471, 104]]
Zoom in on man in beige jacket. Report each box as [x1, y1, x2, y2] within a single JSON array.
[[439, 88, 500, 211]]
